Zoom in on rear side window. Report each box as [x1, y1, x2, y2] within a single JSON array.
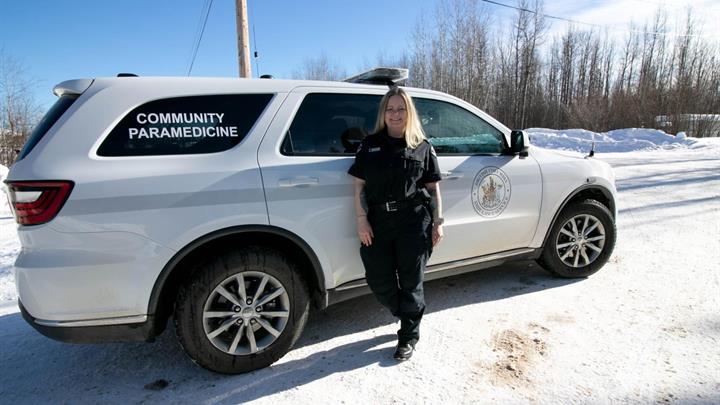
[[281, 93, 381, 156], [17, 94, 79, 161], [98, 94, 273, 156]]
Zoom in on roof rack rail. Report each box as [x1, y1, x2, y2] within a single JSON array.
[[343, 67, 408, 86], [117, 73, 138, 77]]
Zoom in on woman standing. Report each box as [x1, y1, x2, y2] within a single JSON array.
[[348, 87, 444, 361]]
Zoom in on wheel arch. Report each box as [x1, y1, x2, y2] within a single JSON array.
[[541, 185, 616, 249], [147, 225, 327, 337]]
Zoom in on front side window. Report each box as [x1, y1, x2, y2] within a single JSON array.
[[98, 94, 273, 156], [415, 98, 505, 154], [281, 93, 381, 156]]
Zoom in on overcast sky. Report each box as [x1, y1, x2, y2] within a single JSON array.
[[1, 0, 718, 110]]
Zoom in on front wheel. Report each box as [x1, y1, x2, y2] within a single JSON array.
[[174, 247, 309, 374], [537, 199, 616, 278]]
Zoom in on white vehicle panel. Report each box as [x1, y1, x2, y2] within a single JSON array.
[[527, 147, 617, 247], [403, 91, 542, 263], [15, 225, 174, 321], [9, 81, 289, 253], [433, 154, 542, 263]]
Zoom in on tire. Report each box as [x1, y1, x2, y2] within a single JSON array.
[[174, 246, 309, 374], [537, 199, 616, 278]]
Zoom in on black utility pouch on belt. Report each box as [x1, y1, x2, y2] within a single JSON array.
[[418, 188, 435, 211]]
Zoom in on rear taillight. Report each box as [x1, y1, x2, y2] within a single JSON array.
[[5, 181, 74, 225]]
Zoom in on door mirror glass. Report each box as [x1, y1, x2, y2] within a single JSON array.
[[510, 130, 529, 156]]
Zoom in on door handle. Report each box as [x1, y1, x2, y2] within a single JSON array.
[[278, 177, 320, 188], [441, 171, 463, 180]]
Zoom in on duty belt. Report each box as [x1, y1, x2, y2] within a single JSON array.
[[372, 199, 424, 213]]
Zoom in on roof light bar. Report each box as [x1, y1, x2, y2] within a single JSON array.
[[344, 67, 409, 86]]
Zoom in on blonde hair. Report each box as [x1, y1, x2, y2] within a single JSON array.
[[373, 87, 426, 149]]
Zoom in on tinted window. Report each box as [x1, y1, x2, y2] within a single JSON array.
[[415, 99, 505, 154], [17, 94, 79, 161], [98, 94, 273, 156], [281, 93, 381, 155]]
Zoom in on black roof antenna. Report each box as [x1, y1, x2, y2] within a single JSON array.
[[586, 132, 595, 158]]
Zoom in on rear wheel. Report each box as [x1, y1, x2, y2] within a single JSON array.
[[174, 247, 309, 374], [538, 199, 616, 278]]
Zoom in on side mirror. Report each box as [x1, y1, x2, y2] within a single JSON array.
[[509, 130, 529, 157]]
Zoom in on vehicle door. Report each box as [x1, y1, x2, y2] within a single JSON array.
[[257, 88, 385, 288], [410, 94, 543, 265]]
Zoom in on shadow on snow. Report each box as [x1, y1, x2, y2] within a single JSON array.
[[0, 261, 579, 403]]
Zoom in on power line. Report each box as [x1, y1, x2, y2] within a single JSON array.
[[186, 0, 210, 74], [252, 24, 260, 77], [187, 0, 214, 76], [478, 0, 716, 38], [247, 0, 260, 77], [481, 0, 604, 28]]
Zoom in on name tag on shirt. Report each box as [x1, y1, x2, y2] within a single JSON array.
[[368, 147, 381, 152]]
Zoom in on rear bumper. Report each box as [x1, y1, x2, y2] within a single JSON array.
[[15, 225, 175, 321], [19, 300, 157, 343]]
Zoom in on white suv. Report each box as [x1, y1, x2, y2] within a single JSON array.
[[5, 70, 617, 374]]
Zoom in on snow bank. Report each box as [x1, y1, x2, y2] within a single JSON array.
[[525, 128, 719, 153]]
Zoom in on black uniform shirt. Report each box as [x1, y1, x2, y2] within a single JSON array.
[[348, 130, 442, 205]]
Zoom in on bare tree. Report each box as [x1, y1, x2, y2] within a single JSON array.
[[291, 53, 347, 81], [492, 0, 547, 128], [296, 1, 720, 136], [0, 51, 40, 167], [408, 0, 493, 109]]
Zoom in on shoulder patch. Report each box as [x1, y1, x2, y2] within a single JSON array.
[[421, 139, 436, 155]]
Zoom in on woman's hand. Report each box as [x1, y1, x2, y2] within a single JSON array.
[[432, 223, 444, 247], [357, 216, 374, 246]]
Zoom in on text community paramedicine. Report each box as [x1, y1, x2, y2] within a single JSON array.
[[128, 112, 239, 139]]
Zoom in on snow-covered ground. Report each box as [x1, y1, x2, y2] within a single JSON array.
[[0, 129, 718, 403], [0, 163, 19, 302]]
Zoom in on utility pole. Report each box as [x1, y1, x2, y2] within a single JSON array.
[[235, 0, 252, 78]]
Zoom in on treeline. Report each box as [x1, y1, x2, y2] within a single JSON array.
[[2, 1, 719, 168], [398, 0, 720, 136]]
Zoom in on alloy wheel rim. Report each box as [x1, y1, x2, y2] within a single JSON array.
[[202, 271, 290, 355], [555, 214, 606, 268]]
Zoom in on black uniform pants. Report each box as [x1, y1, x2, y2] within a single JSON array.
[[360, 204, 432, 345]]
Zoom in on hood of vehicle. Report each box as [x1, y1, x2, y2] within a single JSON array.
[[529, 145, 616, 185]]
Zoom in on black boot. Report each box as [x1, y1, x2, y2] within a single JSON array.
[[393, 341, 415, 361]]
